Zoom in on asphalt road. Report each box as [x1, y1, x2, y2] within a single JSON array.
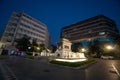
[[85, 59, 120, 80], [1, 56, 120, 80]]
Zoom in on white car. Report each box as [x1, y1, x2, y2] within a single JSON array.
[[101, 55, 114, 59]]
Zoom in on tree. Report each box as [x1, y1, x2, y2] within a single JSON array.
[[32, 39, 38, 46], [93, 40, 101, 57], [39, 43, 45, 52], [71, 42, 83, 52], [87, 41, 93, 56], [114, 36, 120, 49], [49, 44, 57, 53], [31, 39, 38, 52], [114, 36, 120, 57], [87, 40, 102, 57], [15, 35, 31, 52]]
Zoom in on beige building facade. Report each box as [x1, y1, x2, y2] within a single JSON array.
[[1, 12, 50, 48]]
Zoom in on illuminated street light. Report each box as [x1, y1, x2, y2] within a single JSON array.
[[106, 45, 113, 50], [28, 47, 31, 49], [37, 47, 40, 50], [81, 48, 86, 52]]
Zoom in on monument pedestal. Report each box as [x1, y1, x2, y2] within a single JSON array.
[[55, 38, 86, 59]]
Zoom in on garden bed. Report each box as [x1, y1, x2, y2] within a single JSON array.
[[50, 58, 95, 67]]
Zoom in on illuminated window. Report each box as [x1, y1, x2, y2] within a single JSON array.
[[99, 32, 105, 35]]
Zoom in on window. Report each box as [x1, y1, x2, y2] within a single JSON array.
[[99, 32, 105, 35]]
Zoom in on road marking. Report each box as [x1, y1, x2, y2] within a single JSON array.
[[111, 64, 120, 77]]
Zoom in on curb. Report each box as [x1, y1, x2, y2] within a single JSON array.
[[48, 60, 96, 70]]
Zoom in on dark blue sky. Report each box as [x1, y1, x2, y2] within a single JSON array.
[[0, 0, 120, 44]]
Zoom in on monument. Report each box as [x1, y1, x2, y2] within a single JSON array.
[[55, 38, 86, 62]]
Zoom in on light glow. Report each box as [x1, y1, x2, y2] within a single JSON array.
[[99, 32, 105, 35], [37, 47, 40, 50], [106, 45, 113, 50], [55, 58, 87, 62], [81, 48, 86, 52], [28, 47, 31, 49]]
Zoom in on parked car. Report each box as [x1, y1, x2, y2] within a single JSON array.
[[10, 49, 24, 56], [101, 55, 114, 59]]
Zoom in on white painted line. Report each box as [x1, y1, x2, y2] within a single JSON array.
[[111, 64, 120, 77]]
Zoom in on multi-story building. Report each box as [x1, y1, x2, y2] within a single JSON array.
[[1, 12, 50, 48], [61, 15, 119, 44]]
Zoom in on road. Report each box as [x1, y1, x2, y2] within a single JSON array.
[[85, 59, 120, 80], [0, 56, 120, 80]]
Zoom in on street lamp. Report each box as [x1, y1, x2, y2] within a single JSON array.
[[81, 48, 86, 53], [28, 47, 31, 49], [37, 47, 40, 50], [106, 45, 113, 50]]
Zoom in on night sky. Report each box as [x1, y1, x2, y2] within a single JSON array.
[[0, 0, 120, 45]]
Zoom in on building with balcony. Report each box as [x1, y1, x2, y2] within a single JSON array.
[[61, 15, 119, 44], [1, 12, 50, 48]]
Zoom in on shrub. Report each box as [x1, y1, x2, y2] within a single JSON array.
[[50, 59, 94, 67]]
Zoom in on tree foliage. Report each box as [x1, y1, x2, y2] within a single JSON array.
[[28, 39, 45, 53], [49, 44, 57, 53], [39, 43, 45, 52], [114, 36, 120, 48], [15, 35, 31, 51], [87, 40, 101, 57], [15, 35, 47, 54], [71, 42, 83, 52], [30, 39, 38, 52]]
